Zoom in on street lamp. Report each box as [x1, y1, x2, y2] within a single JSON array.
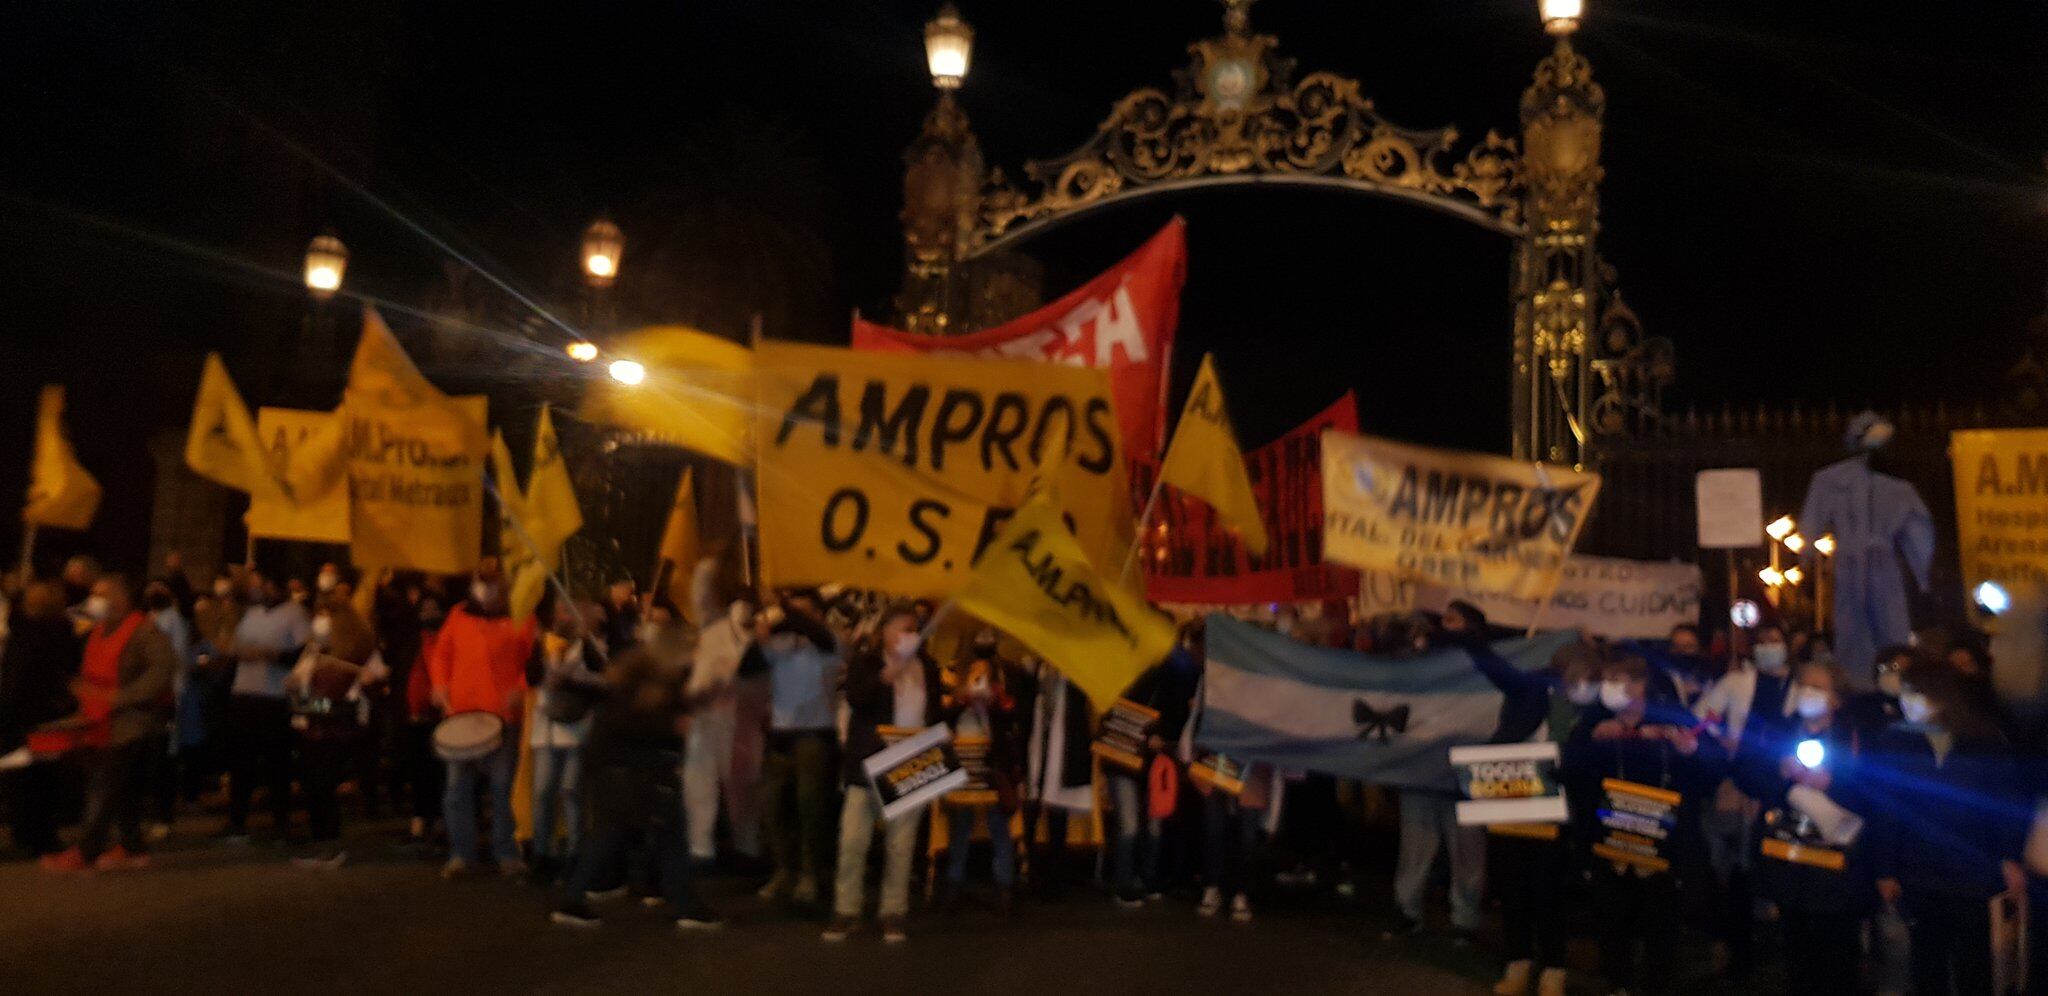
[[1814, 535, 1836, 556], [582, 218, 623, 288], [1765, 515, 1796, 542], [924, 4, 973, 90], [1759, 566, 1785, 588], [304, 233, 348, 300], [1782, 533, 1806, 555], [1540, 0, 1583, 36], [607, 359, 646, 386], [565, 341, 599, 363]]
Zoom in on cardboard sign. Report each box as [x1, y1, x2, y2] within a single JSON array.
[[1451, 742, 1567, 826], [945, 735, 998, 807], [1423, 555, 1702, 640], [1321, 431, 1599, 605], [1188, 753, 1246, 796], [1092, 698, 1158, 773], [753, 341, 1135, 599], [863, 723, 969, 822], [1695, 468, 1764, 549], [1136, 394, 1360, 605], [1593, 778, 1681, 872]]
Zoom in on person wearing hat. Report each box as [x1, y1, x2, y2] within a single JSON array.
[[427, 561, 537, 878]]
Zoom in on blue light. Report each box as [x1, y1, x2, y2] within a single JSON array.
[[1796, 738, 1826, 769], [1974, 581, 2011, 617]]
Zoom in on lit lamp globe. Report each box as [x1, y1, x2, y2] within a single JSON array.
[[304, 234, 348, 301], [924, 4, 973, 90], [565, 341, 600, 363], [1540, 0, 1583, 35], [608, 359, 646, 386], [582, 218, 623, 288]]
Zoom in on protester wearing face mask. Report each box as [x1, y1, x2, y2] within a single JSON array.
[[1844, 646, 1913, 743], [1869, 661, 2028, 996], [757, 590, 843, 907], [402, 591, 451, 845], [41, 574, 177, 873], [550, 616, 723, 931], [285, 592, 380, 868], [823, 605, 940, 944], [682, 596, 765, 868], [1104, 625, 1201, 909], [1468, 638, 1600, 996], [141, 582, 194, 840], [217, 569, 311, 842], [937, 626, 1025, 913], [1689, 623, 1791, 984], [524, 597, 606, 879], [1730, 659, 1870, 995], [0, 581, 81, 857], [1564, 654, 1726, 996], [427, 563, 538, 878], [1386, 603, 1492, 942]]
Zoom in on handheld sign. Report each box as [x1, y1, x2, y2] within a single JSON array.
[[1452, 742, 1567, 827], [1593, 778, 1681, 873], [1092, 698, 1158, 773], [945, 735, 998, 807], [863, 724, 969, 822], [1189, 753, 1246, 796]]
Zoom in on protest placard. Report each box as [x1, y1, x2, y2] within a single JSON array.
[[863, 724, 968, 822], [1451, 742, 1566, 826]]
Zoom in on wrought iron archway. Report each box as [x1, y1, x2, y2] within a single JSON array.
[[894, 1, 1666, 467]]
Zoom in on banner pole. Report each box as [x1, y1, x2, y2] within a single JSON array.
[[737, 468, 755, 589], [17, 522, 37, 579], [1119, 476, 1166, 586], [245, 533, 258, 568], [484, 477, 579, 627]]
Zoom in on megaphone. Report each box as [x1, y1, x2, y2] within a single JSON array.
[[1788, 784, 1863, 847]]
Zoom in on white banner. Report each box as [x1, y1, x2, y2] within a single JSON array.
[[1423, 554, 1702, 639]]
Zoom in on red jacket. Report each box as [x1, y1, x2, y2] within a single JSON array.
[[427, 605, 536, 724]]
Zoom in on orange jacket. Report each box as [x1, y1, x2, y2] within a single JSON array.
[[427, 605, 537, 724]]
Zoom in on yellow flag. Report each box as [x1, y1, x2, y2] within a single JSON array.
[[184, 353, 281, 499], [654, 467, 702, 622], [523, 406, 582, 558], [1157, 354, 1268, 556], [247, 408, 350, 544], [582, 325, 754, 465], [24, 386, 101, 531], [494, 409, 582, 624], [953, 484, 1175, 711]]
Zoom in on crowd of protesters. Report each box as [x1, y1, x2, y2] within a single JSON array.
[[3, 547, 2044, 995]]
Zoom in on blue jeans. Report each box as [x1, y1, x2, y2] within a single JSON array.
[[566, 814, 700, 915], [530, 745, 583, 860], [1107, 772, 1160, 895], [945, 805, 1016, 887], [444, 737, 520, 864]]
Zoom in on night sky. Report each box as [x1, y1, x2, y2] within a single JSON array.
[[2, 0, 2045, 570]]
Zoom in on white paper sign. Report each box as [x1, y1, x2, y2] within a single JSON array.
[[861, 723, 969, 822], [1421, 555, 1703, 640], [1696, 468, 1764, 549]]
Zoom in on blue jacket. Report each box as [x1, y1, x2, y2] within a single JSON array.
[[1866, 724, 2026, 899]]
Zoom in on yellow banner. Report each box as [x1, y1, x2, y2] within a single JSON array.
[[953, 488, 1175, 710], [655, 467, 702, 622], [1320, 431, 1599, 604], [582, 325, 754, 465], [753, 342, 1133, 599], [249, 408, 350, 544], [345, 394, 487, 575]]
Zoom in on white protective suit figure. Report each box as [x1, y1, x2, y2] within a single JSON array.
[[1799, 412, 1935, 688]]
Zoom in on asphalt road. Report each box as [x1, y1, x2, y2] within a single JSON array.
[[0, 817, 1495, 996]]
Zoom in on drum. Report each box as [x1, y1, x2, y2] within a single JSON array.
[[433, 711, 505, 762]]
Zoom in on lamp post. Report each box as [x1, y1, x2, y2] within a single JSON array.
[[1539, 0, 1583, 36], [296, 232, 349, 401], [924, 4, 973, 91]]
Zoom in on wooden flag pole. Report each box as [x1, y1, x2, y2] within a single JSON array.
[[1119, 476, 1166, 587], [17, 522, 37, 579]]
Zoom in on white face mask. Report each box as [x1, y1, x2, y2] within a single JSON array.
[[1899, 691, 1933, 725], [636, 622, 660, 644], [316, 572, 338, 593], [1795, 687, 1831, 720], [728, 603, 755, 630], [310, 615, 333, 646], [1565, 680, 1599, 706], [471, 581, 496, 607], [1752, 643, 1789, 675], [889, 630, 923, 660], [1599, 680, 1634, 712], [82, 595, 112, 623], [213, 579, 234, 599], [1877, 671, 1905, 697]]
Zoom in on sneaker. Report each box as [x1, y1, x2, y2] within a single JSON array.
[[1197, 886, 1224, 918], [1494, 958, 1533, 996], [440, 858, 474, 880], [1334, 879, 1358, 900], [214, 827, 253, 846], [586, 885, 631, 904], [1144, 891, 1165, 903], [145, 821, 172, 843], [1114, 890, 1146, 910], [790, 875, 819, 905], [291, 850, 349, 871], [675, 907, 727, 932], [1380, 913, 1424, 940], [820, 915, 859, 943], [1536, 968, 1567, 996], [497, 859, 529, 879], [94, 846, 150, 872], [549, 903, 602, 929], [1229, 894, 1253, 924], [640, 895, 666, 909], [756, 872, 791, 902], [39, 848, 88, 873], [879, 915, 908, 944]]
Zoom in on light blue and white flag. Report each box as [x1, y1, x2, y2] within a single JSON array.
[[1196, 614, 1580, 792]]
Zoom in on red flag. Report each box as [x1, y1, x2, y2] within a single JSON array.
[[852, 217, 1186, 456]]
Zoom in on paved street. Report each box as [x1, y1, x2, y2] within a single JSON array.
[[1, 817, 1491, 995]]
